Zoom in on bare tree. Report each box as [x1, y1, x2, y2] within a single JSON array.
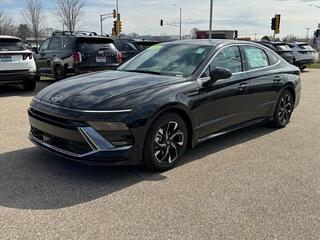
[[0, 11, 17, 35], [53, 0, 84, 33], [23, 0, 45, 47]]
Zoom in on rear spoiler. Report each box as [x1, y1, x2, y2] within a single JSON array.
[[0, 50, 32, 54]]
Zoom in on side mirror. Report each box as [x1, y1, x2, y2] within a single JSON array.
[[32, 47, 39, 54], [209, 67, 232, 83]]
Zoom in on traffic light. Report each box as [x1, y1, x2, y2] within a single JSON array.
[[160, 19, 163, 26], [271, 14, 281, 34], [117, 20, 122, 33], [271, 17, 276, 30], [113, 9, 116, 18], [112, 21, 117, 36], [275, 14, 281, 34]]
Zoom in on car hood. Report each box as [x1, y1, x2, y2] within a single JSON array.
[[35, 70, 184, 110]]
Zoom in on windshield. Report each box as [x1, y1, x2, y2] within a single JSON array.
[[118, 43, 213, 77], [77, 38, 115, 53], [0, 39, 26, 51]]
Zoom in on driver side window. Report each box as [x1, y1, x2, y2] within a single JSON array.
[[39, 39, 51, 52], [201, 46, 242, 78]]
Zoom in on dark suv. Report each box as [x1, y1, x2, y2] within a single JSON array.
[[35, 31, 122, 80], [114, 39, 160, 61], [254, 41, 294, 64]]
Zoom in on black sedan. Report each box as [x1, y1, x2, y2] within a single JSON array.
[[28, 40, 301, 171]]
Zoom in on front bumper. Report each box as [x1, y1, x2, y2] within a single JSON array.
[[0, 69, 36, 84], [28, 106, 139, 166]]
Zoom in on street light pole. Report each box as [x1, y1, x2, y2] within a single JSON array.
[[306, 27, 310, 39], [173, 4, 182, 40], [209, 0, 213, 40], [116, 0, 119, 39]]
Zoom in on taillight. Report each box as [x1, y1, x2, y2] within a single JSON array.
[[117, 52, 122, 63], [72, 52, 81, 64], [23, 53, 33, 60]]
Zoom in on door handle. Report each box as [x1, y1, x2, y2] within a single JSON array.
[[273, 76, 282, 82], [238, 82, 248, 91]]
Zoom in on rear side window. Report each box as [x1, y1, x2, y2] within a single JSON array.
[[62, 37, 75, 50], [267, 51, 280, 65], [76, 38, 115, 53], [48, 37, 62, 51], [0, 39, 26, 51], [243, 46, 269, 70]]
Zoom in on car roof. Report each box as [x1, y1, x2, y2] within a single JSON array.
[[0, 35, 22, 41], [164, 39, 262, 48]]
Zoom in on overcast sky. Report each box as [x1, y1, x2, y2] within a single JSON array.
[[1, 0, 320, 38]]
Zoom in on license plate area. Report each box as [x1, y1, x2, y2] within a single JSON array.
[[96, 56, 106, 63], [0, 55, 12, 62]]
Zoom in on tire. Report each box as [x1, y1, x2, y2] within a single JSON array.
[[53, 65, 65, 81], [300, 66, 307, 71], [23, 77, 36, 91], [144, 112, 188, 171], [270, 90, 294, 128]]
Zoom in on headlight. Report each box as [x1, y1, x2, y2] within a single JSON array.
[[89, 122, 129, 131]]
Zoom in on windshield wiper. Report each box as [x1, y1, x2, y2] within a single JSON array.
[[124, 70, 162, 75]]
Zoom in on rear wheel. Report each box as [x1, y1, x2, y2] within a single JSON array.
[[23, 78, 36, 91], [144, 112, 188, 171], [270, 90, 294, 128], [53, 65, 65, 81]]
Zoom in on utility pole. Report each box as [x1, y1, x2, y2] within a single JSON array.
[[306, 28, 310, 39], [209, 0, 213, 40], [173, 4, 182, 40], [116, 0, 119, 39]]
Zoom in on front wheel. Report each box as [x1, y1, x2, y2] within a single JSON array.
[[53, 65, 65, 81], [270, 90, 294, 128], [144, 112, 188, 171]]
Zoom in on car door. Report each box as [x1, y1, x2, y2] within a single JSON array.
[[194, 45, 250, 139], [46, 37, 62, 75], [241, 45, 280, 121], [35, 38, 51, 74]]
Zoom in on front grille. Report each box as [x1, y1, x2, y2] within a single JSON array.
[[29, 108, 92, 155], [31, 127, 92, 155]]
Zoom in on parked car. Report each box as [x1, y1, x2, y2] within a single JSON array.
[[114, 39, 160, 61], [134, 39, 160, 50], [254, 41, 294, 64], [28, 40, 301, 171], [286, 42, 315, 70], [34, 31, 122, 80], [114, 39, 140, 60], [0, 35, 37, 91]]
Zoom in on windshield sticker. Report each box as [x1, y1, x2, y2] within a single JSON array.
[[148, 44, 162, 50], [196, 48, 205, 54]]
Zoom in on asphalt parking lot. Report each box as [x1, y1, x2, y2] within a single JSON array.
[[0, 70, 319, 240]]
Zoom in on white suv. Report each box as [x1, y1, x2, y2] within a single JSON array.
[[287, 42, 316, 71], [0, 35, 37, 91]]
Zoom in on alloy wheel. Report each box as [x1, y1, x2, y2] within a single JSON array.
[[153, 121, 184, 164], [278, 94, 293, 125]]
